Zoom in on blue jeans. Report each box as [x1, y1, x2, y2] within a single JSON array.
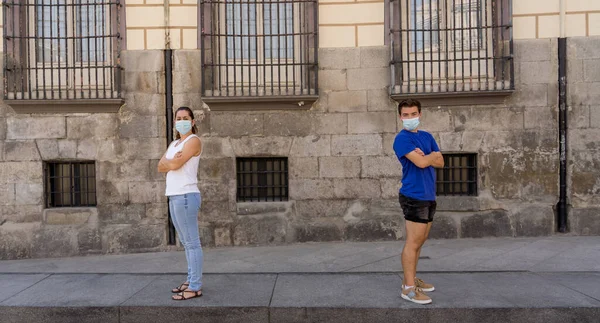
[[169, 193, 203, 291]]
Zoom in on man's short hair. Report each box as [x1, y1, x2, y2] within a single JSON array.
[[398, 99, 422, 115]]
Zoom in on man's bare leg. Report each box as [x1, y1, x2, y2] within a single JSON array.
[[402, 220, 429, 287], [415, 222, 433, 263]]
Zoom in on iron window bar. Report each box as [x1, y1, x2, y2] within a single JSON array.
[[44, 161, 97, 208], [436, 153, 477, 196], [389, 0, 513, 96], [237, 157, 288, 202], [2, 0, 122, 101]]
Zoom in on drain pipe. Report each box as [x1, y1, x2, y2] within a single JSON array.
[[557, 0, 568, 233], [164, 0, 176, 244]]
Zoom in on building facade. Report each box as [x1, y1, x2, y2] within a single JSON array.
[[0, 0, 599, 259]]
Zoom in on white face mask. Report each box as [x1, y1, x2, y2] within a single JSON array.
[[402, 117, 420, 131]]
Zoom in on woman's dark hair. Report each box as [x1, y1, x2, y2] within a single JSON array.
[[175, 106, 198, 139], [398, 99, 422, 115]]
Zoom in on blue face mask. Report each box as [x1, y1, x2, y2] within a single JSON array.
[[175, 120, 193, 135], [402, 117, 420, 131]]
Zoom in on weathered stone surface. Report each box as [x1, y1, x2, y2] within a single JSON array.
[[333, 179, 381, 199], [289, 135, 331, 157], [67, 114, 119, 139], [569, 105, 590, 129], [361, 156, 402, 178], [348, 112, 396, 134], [199, 201, 233, 222], [347, 68, 389, 90], [460, 210, 513, 238], [32, 226, 79, 258], [428, 213, 459, 239], [76, 138, 99, 160], [98, 160, 149, 182], [128, 181, 166, 204], [295, 199, 350, 219], [102, 224, 165, 253], [570, 171, 600, 197], [583, 59, 600, 82], [43, 208, 98, 226], [233, 215, 289, 245], [481, 131, 523, 151], [514, 39, 553, 62], [197, 181, 229, 202], [520, 61, 556, 85], [569, 83, 600, 106], [289, 179, 335, 200], [360, 46, 389, 68], [569, 37, 600, 59], [436, 196, 480, 211], [0, 161, 42, 184], [367, 89, 396, 112], [344, 221, 399, 241], [420, 108, 453, 132], [3, 141, 40, 161], [199, 137, 235, 158], [121, 138, 164, 160], [331, 134, 382, 156], [569, 129, 600, 150], [319, 48, 360, 70], [453, 107, 525, 131], [380, 178, 400, 199], [7, 116, 66, 140], [214, 225, 233, 247], [121, 93, 165, 116], [314, 113, 348, 135], [15, 183, 43, 205], [514, 206, 554, 237], [98, 204, 146, 224], [121, 50, 164, 72], [144, 203, 167, 225], [507, 84, 548, 107], [295, 223, 342, 242], [1, 205, 42, 224], [289, 157, 319, 179], [210, 113, 264, 137], [122, 71, 160, 93], [524, 107, 556, 129], [119, 116, 159, 138], [318, 70, 347, 91], [96, 181, 130, 204], [382, 133, 397, 156], [237, 202, 293, 216], [571, 208, 600, 235], [319, 157, 360, 178], [328, 91, 367, 112], [231, 137, 293, 156], [78, 228, 102, 253], [0, 223, 39, 259], [0, 117, 6, 140], [197, 158, 235, 183], [482, 152, 523, 199], [264, 113, 315, 137], [0, 183, 15, 206]]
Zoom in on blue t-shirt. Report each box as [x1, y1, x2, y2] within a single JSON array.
[[393, 129, 440, 201]]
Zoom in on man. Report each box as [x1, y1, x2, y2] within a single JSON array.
[[393, 99, 444, 305]]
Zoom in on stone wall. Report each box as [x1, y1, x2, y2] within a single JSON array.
[[567, 36, 600, 235], [0, 51, 171, 259], [0, 38, 599, 260]]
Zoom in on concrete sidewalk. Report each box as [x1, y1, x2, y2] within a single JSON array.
[[1, 236, 600, 323]]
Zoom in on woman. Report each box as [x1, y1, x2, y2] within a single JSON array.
[[158, 106, 204, 301]]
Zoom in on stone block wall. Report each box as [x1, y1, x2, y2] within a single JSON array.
[[0, 51, 172, 259], [567, 36, 600, 235], [1, 38, 599, 260]]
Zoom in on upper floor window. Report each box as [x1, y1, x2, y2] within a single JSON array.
[[390, 0, 513, 97], [199, 0, 318, 104], [3, 0, 122, 102]]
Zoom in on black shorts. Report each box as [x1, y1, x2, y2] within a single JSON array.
[[398, 193, 436, 224]]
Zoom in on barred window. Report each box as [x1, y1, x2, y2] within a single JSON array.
[[390, 0, 513, 96], [199, 0, 318, 102], [237, 157, 288, 202], [3, 0, 123, 101], [44, 161, 97, 208], [436, 153, 477, 196]]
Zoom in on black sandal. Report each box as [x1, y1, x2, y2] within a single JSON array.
[[171, 282, 189, 293], [172, 289, 203, 301]]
